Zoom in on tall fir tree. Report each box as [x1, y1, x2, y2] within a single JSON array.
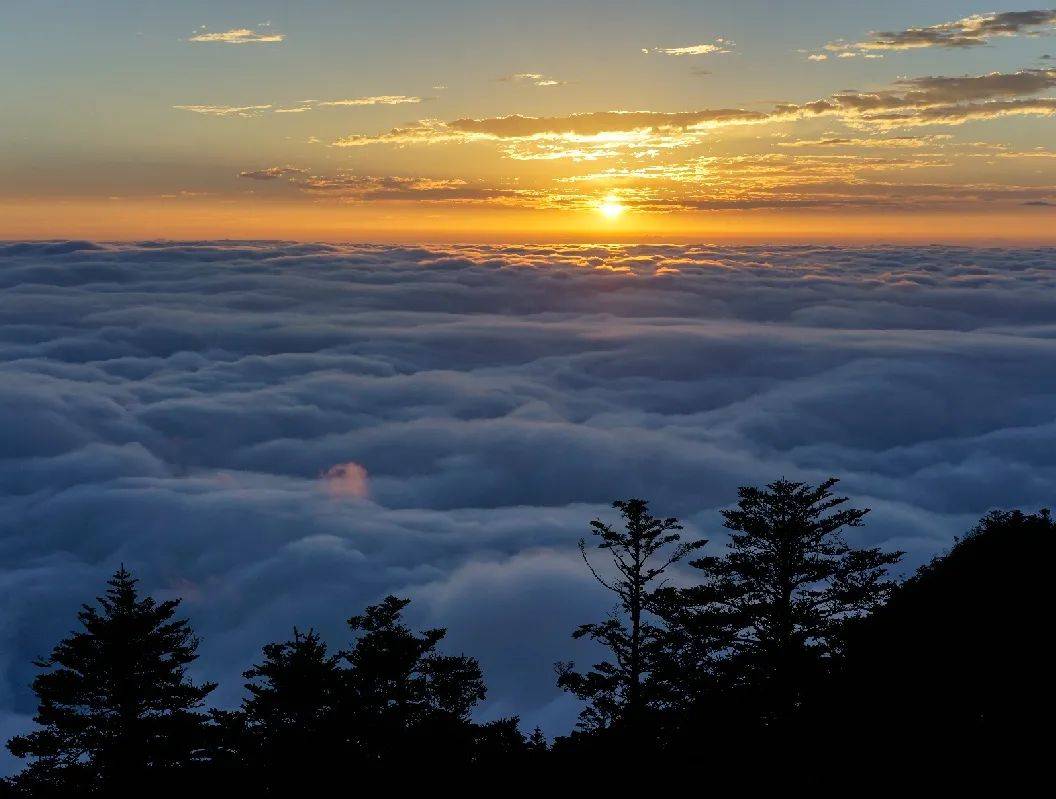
[[339, 595, 487, 764], [557, 499, 706, 743], [688, 478, 902, 725], [234, 628, 343, 793], [6, 567, 216, 796]]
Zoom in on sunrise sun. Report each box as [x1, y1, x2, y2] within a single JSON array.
[[597, 195, 626, 219]]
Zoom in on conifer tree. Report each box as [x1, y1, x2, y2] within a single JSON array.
[[557, 499, 706, 741], [471, 717, 530, 764], [6, 567, 216, 795], [688, 478, 901, 724], [527, 726, 548, 754], [340, 595, 486, 764], [235, 628, 343, 793]]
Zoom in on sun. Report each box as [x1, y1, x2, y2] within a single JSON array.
[[596, 195, 626, 219]]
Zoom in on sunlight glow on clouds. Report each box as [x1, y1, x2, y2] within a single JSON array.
[[188, 27, 285, 44], [7, 3, 1056, 238], [311, 65, 1056, 211], [322, 463, 371, 500], [644, 38, 733, 56], [238, 166, 309, 181], [173, 104, 272, 117], [499, 73, 568, 87], [177, 97, 424, 118], [316, 95, 425, 107]]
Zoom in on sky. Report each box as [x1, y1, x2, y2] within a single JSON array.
[[3, 1, 1056, 241], [3, 240, 1056, 764]]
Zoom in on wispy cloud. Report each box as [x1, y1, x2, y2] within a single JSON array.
[[445, 109, 765, 137], [777, 134, 952, 148], [556, 150, 1056, 212], [173, 104, 272, 117], [862, 97, 1056, 128], [644, 38, 733, 56], [188, 27, 285, 44], [326, 67, 1056, 165], [175, 96, 422, 118], [819, 9, 1056, 58], [335, 108, 767, 143], [240, 153, 1045, 214], [316, 95, 424, 107], [332, 109, 771, 160], [238, 166, 308, 180], [238, 169, 529, 204], [788, 69, 1056, 128], [498, 73, 567, 87]]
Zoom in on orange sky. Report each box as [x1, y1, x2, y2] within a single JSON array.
[[4, 198, 1054, 244], [3, 2, 1056, 241]]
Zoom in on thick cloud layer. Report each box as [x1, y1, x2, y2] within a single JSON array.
[[2, 241, 1055, 766]]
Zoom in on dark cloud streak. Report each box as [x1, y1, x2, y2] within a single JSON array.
[[824, 9, 1056, 54]]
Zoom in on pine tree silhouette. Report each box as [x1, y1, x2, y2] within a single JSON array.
[[471, 717, 530, 764], [557, 499, 706, 745], [527, 726, 548, 754], [11, 489, 1050, 778], [6, 567, 216, 796], [339, 595, 486, 765], [688, 478, 901, 727], [230, 628, 343, 793]]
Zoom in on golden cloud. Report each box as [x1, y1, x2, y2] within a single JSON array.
[[188, 28, 284, 44]]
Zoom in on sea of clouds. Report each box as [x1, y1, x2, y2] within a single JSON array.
[[2, 240, 1055, 763]]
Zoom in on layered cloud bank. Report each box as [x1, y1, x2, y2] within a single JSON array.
[[2, 241, 1056, 762]]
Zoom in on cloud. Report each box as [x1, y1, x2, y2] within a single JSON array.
[[777, 135, 950, 148], [238, 166, 309, 180], [330, 67, 1056, 160], [243, 172, 528, 204], [773, 68, 1056, 128], [315, 95, 424, 107], [824, 10, 1056, 55], [176, 96, 423, 119], [173, 104, 272, 117], [331, 109, 771, 160], [888, 70, 1056, 104], [188, 27, 285, 44], [445, 109, 766, 137], [3, 241, 1056, 767], [645, 38, 733, 56], [998, 147, 1056, 159], [559, 149, 1056, 211], [321, 462, 370, 499], [794, 69, 1056, 115], [498, 73, 567, 87], [310, 64, 1056, 174], [860, 97, 1056, 128]]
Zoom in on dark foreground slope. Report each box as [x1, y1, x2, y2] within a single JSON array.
[[828, 509, 1054, 746]]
